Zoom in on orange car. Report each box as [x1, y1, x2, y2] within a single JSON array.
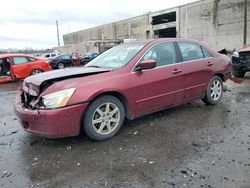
[[0, 54, 52, 83]]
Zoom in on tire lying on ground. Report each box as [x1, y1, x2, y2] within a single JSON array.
[[232, 68, 246, 78], [82, 95, 125, 141]]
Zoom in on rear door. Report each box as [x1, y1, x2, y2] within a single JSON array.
[[176, 41, 214, 101], [131, 42, 184, 116]]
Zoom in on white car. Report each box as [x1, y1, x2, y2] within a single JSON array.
[[39, 53, 60, 59]]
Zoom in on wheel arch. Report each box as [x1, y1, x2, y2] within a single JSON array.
[[214, 73, 225, 82], [30, 68, 43, 76], [57, 61, 65, 68], [79, 90, 131, 136], [89, 91, 131, 119]]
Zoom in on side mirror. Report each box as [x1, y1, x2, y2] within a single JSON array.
[[134, 60, 156, 71]]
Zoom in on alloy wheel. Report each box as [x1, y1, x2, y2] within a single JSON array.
[[210, 79, 222, 101], [92, 102, 120, 135]]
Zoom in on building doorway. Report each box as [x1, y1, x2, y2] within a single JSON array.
[[152, 11, 177, 38], [154, 27, 176, 38]]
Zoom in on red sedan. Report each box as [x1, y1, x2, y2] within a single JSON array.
[[0, 54, 52, 83], [14, 39, 231, 141]]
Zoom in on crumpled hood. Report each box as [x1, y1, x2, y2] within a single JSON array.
[[23, 67, 111, 96], [239, 44, 250, 53]]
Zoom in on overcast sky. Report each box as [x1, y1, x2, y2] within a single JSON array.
[[0, 0, 198, 49]]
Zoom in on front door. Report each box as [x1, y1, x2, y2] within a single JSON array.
[[0, 57, 13, 83], [62, 55, 72, 66]]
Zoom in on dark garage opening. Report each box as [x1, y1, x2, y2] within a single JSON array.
[[152, 11, 177, 38], [154, 27, 176, 38], [152, 12, 176, 25]]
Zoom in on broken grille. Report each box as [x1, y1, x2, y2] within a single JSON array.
[[21, 91, 37, 109]]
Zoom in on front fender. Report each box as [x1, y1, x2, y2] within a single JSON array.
[[88, 88, 125, 101], [68, 87, 126, 105]]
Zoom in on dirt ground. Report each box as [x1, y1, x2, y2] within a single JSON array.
[[0, 74, 250, 188]]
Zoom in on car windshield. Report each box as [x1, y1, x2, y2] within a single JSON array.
[[85, 44, 145, 69]]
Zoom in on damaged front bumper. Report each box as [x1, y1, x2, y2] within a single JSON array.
[[14, 92, 88, 138]]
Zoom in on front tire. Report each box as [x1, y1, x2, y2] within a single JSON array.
[[202, 76, 223, 105], [232, 68, 245, 78], [82, 95, 125, 141]]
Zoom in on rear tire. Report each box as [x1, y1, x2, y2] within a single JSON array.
[[31, 69, 43, 75], [82, 95, 125, 141], [232, 68, 246, 78], [202, 76, 223, 105]]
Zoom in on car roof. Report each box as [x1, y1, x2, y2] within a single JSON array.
[[0, 53, 34, 59], [118, 38, 218, 57], [51, 54, 63, 59], [120, 38, 201, 46]]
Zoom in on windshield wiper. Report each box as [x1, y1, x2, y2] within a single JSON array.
[[85, 65, 102, 68]]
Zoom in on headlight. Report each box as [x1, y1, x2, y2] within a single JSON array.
[[232, 51, 239, 57], [41, 88, 75, 109]]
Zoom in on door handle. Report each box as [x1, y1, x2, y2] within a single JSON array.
[[172, 69, 182, 74], [207, 62, 214, 66]]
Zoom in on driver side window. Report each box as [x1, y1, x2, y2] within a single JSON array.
[[142, 49, 157, 61], [141, 42, 177, 67]]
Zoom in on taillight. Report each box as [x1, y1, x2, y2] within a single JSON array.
[[46, 63, 52, 69]]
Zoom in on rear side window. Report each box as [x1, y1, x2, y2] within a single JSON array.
[[177, 41, 204, 61], [13, 57, 28, 65], [142, 42, 177, 67], [27, 57, 36, 62]]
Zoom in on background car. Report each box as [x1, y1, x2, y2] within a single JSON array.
[[232, 43, 250, 78], [81, 52, 98, 65], [15, 39, 231, 141], [48, 54, 73, 69], [39, 53, 60, 59], [0, 54, 52, 84]]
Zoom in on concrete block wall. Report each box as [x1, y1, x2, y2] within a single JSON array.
[[179, 0, 250, 51], [61, 15, 149, 54], [61, 0, 250, 54], [58, 43, 99, 55], [61, 16, 153, 54]]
